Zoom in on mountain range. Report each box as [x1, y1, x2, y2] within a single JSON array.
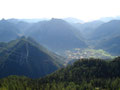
[[27, 18, 87, 51], [72, 19, 120, 55], [1, 17, 120, 55], [89, 20, 120, 55], [0, 17, 120, 89]]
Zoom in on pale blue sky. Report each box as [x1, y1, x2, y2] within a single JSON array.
[[0, 0, 120, 21]]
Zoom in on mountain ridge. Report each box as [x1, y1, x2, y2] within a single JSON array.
[[0, 37, 64, 78]]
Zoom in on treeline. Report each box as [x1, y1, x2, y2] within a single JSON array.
[[1, 57, 120, 90]]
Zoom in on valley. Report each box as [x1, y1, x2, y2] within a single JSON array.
[[1, 0, 120, 89], [63, 48, 115, 59], [0, 17, 120, 89]]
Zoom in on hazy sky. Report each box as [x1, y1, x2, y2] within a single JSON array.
[[0, 0, 120, 21]]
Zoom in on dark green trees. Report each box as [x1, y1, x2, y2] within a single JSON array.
[[1, 58, 120, 90]]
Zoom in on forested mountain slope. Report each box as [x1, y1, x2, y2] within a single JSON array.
[[1, 57, 120, 89], [0, 37, 64, 78]]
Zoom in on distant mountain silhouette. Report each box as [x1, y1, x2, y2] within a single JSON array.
[[99, 16, 120, 22], [95, 35, 120, 55], [73, 20, 104, 39], [0, 19, 20, 42], [63, 17, 84, 23], [88, 20, 120, 55], [90, 20, 120, 40], [27, 18, 87, 51]]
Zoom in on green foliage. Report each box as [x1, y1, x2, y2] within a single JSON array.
[[0, 57, 120, 89]]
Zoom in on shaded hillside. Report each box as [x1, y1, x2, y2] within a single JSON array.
[[27, 18, 87, 51], [38, 57, 120, 89], [95, 35, 120, 55], [0, 19, 20, 42], [88, 20, 120, 55], [90, 20, 120, 40], [73, 20, 104, 39], [41, 57, 120, 83], [0, 37, 64, 78], [7, 19, 33, 35], [1, 57, 120, 89], [13, 21, 33, 35]]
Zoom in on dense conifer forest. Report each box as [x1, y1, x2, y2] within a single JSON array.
[[0, 57, 120, 90]]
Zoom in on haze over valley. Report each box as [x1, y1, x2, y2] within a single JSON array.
[[1, 0, 120, 89], [1, 15, 120, 89]]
